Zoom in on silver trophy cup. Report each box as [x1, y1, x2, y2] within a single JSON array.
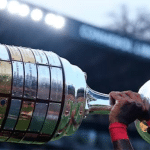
[[0, 44, 149, 144]]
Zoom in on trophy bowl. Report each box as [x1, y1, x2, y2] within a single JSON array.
[[0, 44, 149, 144]]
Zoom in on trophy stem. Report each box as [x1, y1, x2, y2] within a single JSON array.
[[86, 86, 112, 115]]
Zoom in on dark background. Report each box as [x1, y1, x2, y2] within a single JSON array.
[[1, 3, 150, 149]]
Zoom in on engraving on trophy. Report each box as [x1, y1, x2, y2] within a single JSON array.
[[6, 45, 22, 61], [38, 50, 48, 65], [7, 132, 25, 143], [12, 61, 24, 97], [50, 67, 63, 102], [0, 61, 12, 94], [24, 63, 37, 99], [31, 49, 41, 64], [37, 65, 50, 100], [15, 101, 35, 131], [4, 99, 21, 130], [44, 51, 61, 67], [18, 47, 35, 63], [0, 45, 10, 61], [31, 49, 48, 65], [0, 97, 8, 129], [41, 103, 61, 135], [28, 103, 48, 132]]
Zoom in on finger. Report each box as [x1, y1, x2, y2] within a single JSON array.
[[109, 91, 126, 100], [109, 91, 122, 105], [131, 92, 143, 103], [132, 93, 147, 111], [120, 92, 132, 103], [109, 91, 122, 99], [109, 92, 127, 105], [119, 92, 129, 98], [138, 95, 148, 112], [136, 93, 143, 103], [123, 91, 141, 102], [142, 98, 149, 111]]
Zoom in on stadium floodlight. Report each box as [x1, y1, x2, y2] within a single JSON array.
[[45, 13, 65, 29], [7, 0, 20, 14], [0, 0, 7, 10], [54, 15, 65, 29], [45, 13, 55, 26], [31, 8, 43, 21], [18, 4, 30, 17]]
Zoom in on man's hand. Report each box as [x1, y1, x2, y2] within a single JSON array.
[[109, 90, 149, 126], [108, 90, 150, 150]]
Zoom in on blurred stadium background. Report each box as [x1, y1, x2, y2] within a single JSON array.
[[0, 0, 150, 149]]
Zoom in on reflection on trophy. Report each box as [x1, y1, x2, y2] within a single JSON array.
[[0, 44, 149, 144]]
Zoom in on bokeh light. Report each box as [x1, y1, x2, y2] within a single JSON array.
[[0, 0, 7, 10], [54, 15, 65, 29], [7, 1, 20, 14], [31, 9, 43, 21], [18, 4, 30, 17], [45, 13, 56, 26], [45, 13, 65, 29]]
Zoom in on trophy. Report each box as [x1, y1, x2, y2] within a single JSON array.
[[0, 44, 149, 144]]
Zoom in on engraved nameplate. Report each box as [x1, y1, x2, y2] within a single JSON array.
[[12, 61, 24, 97], [44, 51, 61, 67], [41, 103, 61, 134], [28, 103, 48, 132], [37, 65, 50, 100], [0, 45, 10, 61], [15, 101, 35, 131], [31, 49, 48, 65], [19, 47, 35, 63], [4, 99, 21, 130], [6, 46, 22, 61], [24, 63, 37, 99], [0, 61, 12, 94], [50, 67, 63, 102]]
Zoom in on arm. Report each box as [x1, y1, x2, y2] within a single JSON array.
[[109, 91, 149, 150], [109, 121, 133, 150], [112, 140, 133, 150], [110, 122, 134, 150]]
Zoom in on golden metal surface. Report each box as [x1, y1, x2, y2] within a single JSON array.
[[0, 61, 12, 94], [6, 45, 22, 61], [18, 47, 35, 63]]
